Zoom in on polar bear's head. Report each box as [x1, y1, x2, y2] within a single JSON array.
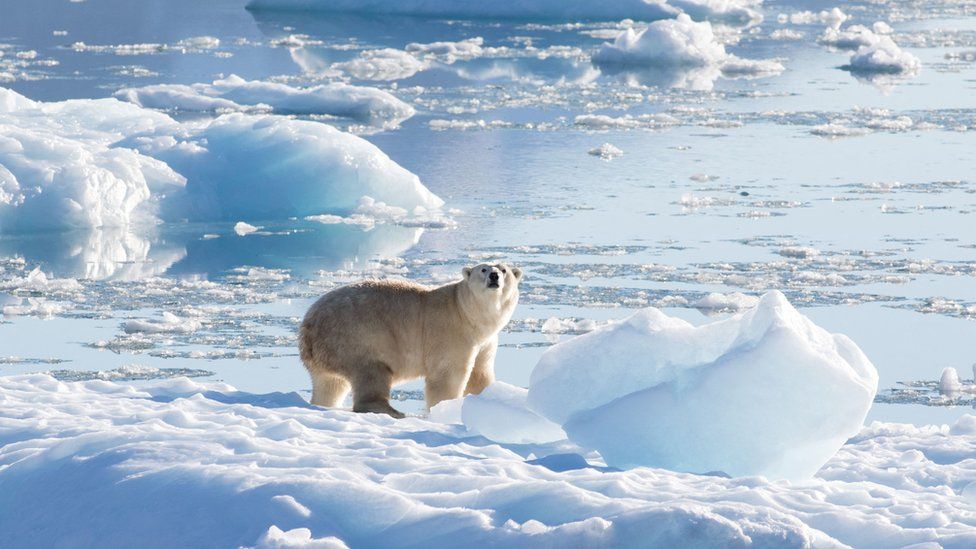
[[459, 263, 522, 335], [463, 263, 523, 295]]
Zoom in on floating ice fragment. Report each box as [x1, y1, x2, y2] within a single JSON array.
[[692, 292, 758, 312], [939, 367, 962, 394], [122, 312, 203, 334], [847, 36, 920, 75], [587, 143, 623, 159], [234, 222, 260, 236], [115, 75, 416, 127], [592, 15, 783, 78]]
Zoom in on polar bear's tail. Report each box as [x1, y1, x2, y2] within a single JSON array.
[[299, 322, 315, 366]]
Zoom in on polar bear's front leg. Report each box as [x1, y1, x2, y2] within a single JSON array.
[[425, 349, 477, 409], [464, 337, 497, 396]]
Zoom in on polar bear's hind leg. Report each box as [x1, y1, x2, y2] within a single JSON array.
[[311, 372, 351, 408], [351, 362, 405, 419]]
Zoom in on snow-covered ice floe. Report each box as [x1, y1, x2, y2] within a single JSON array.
[[528, 291, 879, 480], [2, 373, 975, 547], [816, 22, 920, 76], [592, 15, 783, 87], [114, 74, 415, 128], [845, 36, 921, 75], [0, 87, 442, 232]]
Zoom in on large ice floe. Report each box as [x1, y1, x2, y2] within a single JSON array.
[[528, 291, 879, 480], [592, 14, 783, 87], [114, 74, 415, 128], [0, 87, 441, 232], [2, 373, 975, 547]]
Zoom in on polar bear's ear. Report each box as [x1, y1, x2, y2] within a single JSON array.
[[512, 267, 523, 281], [463, 266, 473, 278]]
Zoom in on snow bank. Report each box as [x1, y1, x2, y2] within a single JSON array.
[[2, 374, 974, 548], [592, 15, 783, 77], [115, 75, 415, 127], [528, 291, 879, 480], [0, 87, 442, 231]]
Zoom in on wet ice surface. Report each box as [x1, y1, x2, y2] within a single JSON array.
[[3, 0, 976, 424]]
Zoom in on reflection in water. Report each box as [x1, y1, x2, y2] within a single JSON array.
[[0, 227, 185, 281], [0, 221, 423, 280], [167, 222, 422, 277]]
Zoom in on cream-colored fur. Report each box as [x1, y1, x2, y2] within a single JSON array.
[[299, 263, 522, 418]]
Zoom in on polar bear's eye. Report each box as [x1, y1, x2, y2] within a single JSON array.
[[501, 269, 506, 273], [481, 268, 486, 273]]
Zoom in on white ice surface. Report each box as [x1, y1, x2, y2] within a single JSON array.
[[0, 88, 441, 230], [115, 75, 415, 128], [592, 15, 783, 76], [528, 291, 879, 480], [430, 381, 567, 444], [1, 374, 974, 548]]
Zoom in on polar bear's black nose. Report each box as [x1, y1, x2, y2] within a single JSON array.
[[489, 272, 499, 281]]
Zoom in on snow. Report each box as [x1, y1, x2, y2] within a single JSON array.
[[2, 373, 975, 548], [527, 291, 879, 480], [592, 15, 783, 77], [0, 87, 442, 231], [431, 382, 567, 444], [115, 75, 416, 127]]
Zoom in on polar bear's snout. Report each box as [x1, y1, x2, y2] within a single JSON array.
[[487, 270, 500, 288]]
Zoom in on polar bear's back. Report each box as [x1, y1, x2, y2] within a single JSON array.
[[299, 278, 442, 379]]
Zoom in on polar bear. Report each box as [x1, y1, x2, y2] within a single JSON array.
[[299, 263, 522, 418]]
